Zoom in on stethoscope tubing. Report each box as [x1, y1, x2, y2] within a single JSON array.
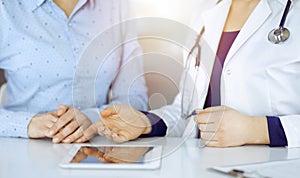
[[279, 0, 292, 28]]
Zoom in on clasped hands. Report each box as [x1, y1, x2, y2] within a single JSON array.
[[28, 104, 92, 143], [27, 104, 152, 144]]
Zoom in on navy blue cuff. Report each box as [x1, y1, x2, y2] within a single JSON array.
[[139, 111, 167, 138], [267, 116, 288, 147]]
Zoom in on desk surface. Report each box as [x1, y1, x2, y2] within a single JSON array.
[[1, 137, 300, 178]]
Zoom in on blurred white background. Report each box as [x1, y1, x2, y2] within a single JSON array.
[[127, 0, 210, 109], [129, 0, 200, 24]]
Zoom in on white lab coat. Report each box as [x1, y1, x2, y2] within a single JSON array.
[[151, 0, 300, 148]]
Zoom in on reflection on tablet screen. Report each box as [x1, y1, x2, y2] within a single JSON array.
[[70, 146, 153, 164]]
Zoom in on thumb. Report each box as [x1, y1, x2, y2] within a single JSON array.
[[57, 104, 68, 117], [100, 106, 118, 118]]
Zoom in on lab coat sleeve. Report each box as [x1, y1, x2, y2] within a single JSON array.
[[0, 108, 36, 138], [267, 116, 288, 147], [279, 115, 300, 148], [150, 93, 191, 137], [139, 111, 167, 137]]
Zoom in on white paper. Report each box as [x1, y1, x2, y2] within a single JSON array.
[[212, 158, 300, 178]]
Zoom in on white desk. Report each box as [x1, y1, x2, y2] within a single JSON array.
[[1, 137, 300, 178]]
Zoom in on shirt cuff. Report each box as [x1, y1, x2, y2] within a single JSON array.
[[18, 112, 36, 138], [267, 116, 288, 147], [139, 111, 167, 138]]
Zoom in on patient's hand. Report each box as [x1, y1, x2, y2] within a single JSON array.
[[77, 104, 152, 143], [48, 104, 92, 144], [28, 112, 58, 138]]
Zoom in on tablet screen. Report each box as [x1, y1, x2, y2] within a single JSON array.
[[70, 146, 153, 164]]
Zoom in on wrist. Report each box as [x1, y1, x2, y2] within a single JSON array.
[[138, 111, 152, 134], [27, 115, 37, 138], [246, 116, 270, 145]]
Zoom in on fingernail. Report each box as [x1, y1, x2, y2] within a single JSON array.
[[49, 130, 54, 136], [64, 138, 71, 143], [53, 138, 59, 143], [76, 139, 82, 143]]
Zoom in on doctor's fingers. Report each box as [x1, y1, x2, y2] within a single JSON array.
[[79, 120, 107, 142], [194, 112, 222, 124], [102, 127, 114, 141], [202, 106, 229, 113], [111, 130, 129, 143], [201, 132, 218, 143], [100, 115, 123, 128], [76, 121, 103, 143], [198, 123, 219, 132], [100, 106, 118, 118], [100, 118, 131, 142], [96, 122, 128, 143], [203, 141, 221, 147]]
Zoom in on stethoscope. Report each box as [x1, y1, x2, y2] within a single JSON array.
[[181, 0, 293, 119], [180, 28, 204, 120], [268, 0, 293, 44]]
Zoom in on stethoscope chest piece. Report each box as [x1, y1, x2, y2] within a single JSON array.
[[268, 27, 290, 44], [268, 0, 292, 44]]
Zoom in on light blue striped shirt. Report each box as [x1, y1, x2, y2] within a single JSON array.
[[0, 0, 148, 138]]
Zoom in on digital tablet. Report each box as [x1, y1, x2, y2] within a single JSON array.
[[60, 144, 162, 170]]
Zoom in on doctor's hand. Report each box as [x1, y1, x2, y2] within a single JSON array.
[[195, 106, 270, 148], [77, 104, 152, 143], [28, 112, 58, 138], [48, 104, 92, 144]]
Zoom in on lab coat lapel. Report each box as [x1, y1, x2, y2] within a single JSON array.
[[193, 0, 230, 108], [224, 0, 271, 67], [202, 0, 230, 55], [200, 0, 231, 77]]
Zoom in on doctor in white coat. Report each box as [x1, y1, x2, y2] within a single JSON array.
[[78, 0, 300, 148]]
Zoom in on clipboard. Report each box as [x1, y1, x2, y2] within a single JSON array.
[[211, 158, 300, 178]]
